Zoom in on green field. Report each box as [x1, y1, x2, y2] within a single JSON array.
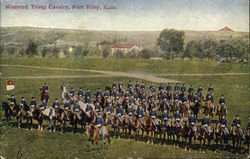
[[0, 57, 249, 158]]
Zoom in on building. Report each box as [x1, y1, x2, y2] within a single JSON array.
[[111, 43, 143, 55], [218, 26, 234, 32]]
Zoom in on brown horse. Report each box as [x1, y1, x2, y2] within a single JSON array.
[[2, 101, 19, 122], [203, 101, 214, 119], [86, 124, 111, 151], [112, 114, 124, 139], [133, 114, 145, 142], [54, 107, 65, 133], [231, 125, 244, 153], [215, 123, 229, 151], [197, 125, 214, 153], [40, 88, 49, 102], [16, 105, 32, 130], [216, 104, 227, 121], [144, 117, 157, 144]]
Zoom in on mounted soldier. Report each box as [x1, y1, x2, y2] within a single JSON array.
[[149, 107, 158, 131], [96, 111, 105, 143], [163, 109, 171, 127], [69, 87, 75, 98], [231, 115, 244, 137], [40, 100, 48, 110], [118, 81, 124, 94], [174, 110, 183, 128], [126, 103, 134, 124], [96, 88, 102, 99], [85, 89, 91, 102], [8, 94, 17, 106], [95, 101, 103, 112], [180, 84, 186, 98], [208, 85, 214, 96], [30, 97, 37, 115], [127, 81, 133, 93], [116, 104, 124, 125], [202, 114, 212, 135], [140, 81, 146, 90], [188, 112, 197, 135], [174, 83, 180, 93], [43, 82, 48, 92], [78, 87, 84, 98], [112, 80, 117, 89], [20, 97, 29, 113], [188, 85, 194, 95], [220, 115, 229, 136], [197, 85, 203, 100]]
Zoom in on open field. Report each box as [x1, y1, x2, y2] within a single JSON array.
[[0, 57, 249, 158]]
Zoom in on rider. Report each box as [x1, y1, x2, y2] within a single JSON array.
[[174, 83, 180, 93], [163, 109, 171, 127], [43, 82, 48, 91], [96, 112, 105, 143], [158, 83, 164, 92], [69, 87, 75, 97], [8, 94, 17, 106], [116, 104, 124, 124], [96, 88, 102, 99], [85, 89, 91, 101], [208, 85, 214, 96], [95, 102, 103, 112], [174, 110, 183, 128], [78, 87, 84, 97], [126, 103, 134, 123], [20, 97, 29, 112], [202, 114, 212, 135], [40, 99, 48, 110], [141, 81, 146, 90], [137, 105, 144, 124], [127, 81, 133, 92], [219, 94, 225, 105], [30, 97, 37, 108], [135, 81, 140, 89], [188, 112, 197, 135], [166, 83, 172, 93], [231, 115, 244, 137], [61, 82, 66, 92], [52, 98, 61, 109], [220, 115, 229, 135], [64, 100, 71, 110], [181, 84, 186, 94], [197, 85, 203, 95], [112, 80, 117, 88], [118, 81, 124, 93], [188, 85, 194, 95], [150, 107, 158, 130]]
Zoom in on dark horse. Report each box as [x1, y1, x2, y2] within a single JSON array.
[[231, 125, 244, 153], [2, 101, 19, 122], [40, 87, 49, 102]]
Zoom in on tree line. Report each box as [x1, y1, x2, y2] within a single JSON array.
[[157, 29, 249, 62]]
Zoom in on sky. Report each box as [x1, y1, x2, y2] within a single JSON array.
[[1, 0, 249, 31]]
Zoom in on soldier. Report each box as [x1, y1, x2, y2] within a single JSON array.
[[96, 112, 105, 143], [78, 87, 84, 97], [30, 97, 37, 108], [20, 97, 29, 112], [150, 107, 158, 130], [181, 84, 186, 94], [116, 104, 124, 124], [112, 80, 117, 88], [40, 100, 48, 110], [158, 83, 164, 92], [52, 98, 61, 109], [85, 89, 91, 99], [141, 81, 146, 90], [135, 81, 140, 89], [61, 82, 66, 92], [95, 102, 102, 112], [202, 114, 212, 135], [104, 90, 110, 98], [174, 83, 180, 93], [118, 81, 124, 93], [197, 85, 203, 95], [64, 100, 71, 110], [127, 103, 134, 123], [9, 94, 17, 106], [166, 83, 172, 92], [188, 113, 197, 135], [181, 94, 188, 104], [43, 82, 48, 91], [220, 115, 229, 135], [174, 110, 183, 128], [137, 105, 144, 124], [69, 87, 75, 97], [188, 85, 194, 94], [96, 88, 102, 99], [219, 94, 225, 105], [231, 115, 244, 137], [208, 85, 214, 96], [163, 109, 171, 127]]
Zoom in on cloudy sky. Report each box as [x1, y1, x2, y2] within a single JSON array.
[[1, 0, 249, 31]]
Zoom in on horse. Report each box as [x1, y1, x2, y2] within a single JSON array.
[[231, 125, 244, 153], [181, 117, 191, 151], [16, 105, 33, 130], [2, 101, 19, 122], [215, 123, 229, 151], [86, 123, 111, 151], [112, 114, 124, 139], [197, 125, 214, 153], [203, 101, 214, 119], [171, 118, 182, 147], [216, 104, 227, 121], [160, 118, 172, 145], [122, 114, 134, 139], [54, 106, 65, 133], [244, 124, 250, 155], [190, 101, 202, 119], [144, 117, 157, 144], [133, 114, 145, 142], [40, 87, 49, 102]]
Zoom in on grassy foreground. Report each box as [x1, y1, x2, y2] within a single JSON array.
[[0, 58, 249, 158]]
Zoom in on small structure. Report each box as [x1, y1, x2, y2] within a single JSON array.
[[218, 26, 234, 32], [111, 43, 143, 55]]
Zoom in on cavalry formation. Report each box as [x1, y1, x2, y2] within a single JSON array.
[[2, 81, 250, 153]]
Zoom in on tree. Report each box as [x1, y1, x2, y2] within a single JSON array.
[[25, 40, 38, 56], [231, 38, 248, 61], [201, 39, 217, 60], [138, 49, 151, 59], [184, 41, 197, 60], [157, 29, 185, 60], [216, 43, 235, 61], [102, 47, 110, 58]]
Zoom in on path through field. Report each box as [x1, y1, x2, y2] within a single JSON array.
[[1, 64, 249, 83]]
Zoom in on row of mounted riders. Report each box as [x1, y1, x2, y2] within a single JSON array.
[[1, 81, 250, 153]]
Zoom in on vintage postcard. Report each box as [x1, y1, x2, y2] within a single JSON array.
[[0, 0, 249, 158]]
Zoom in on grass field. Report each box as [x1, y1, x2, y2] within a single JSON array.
[[0, 57, 249, 158]]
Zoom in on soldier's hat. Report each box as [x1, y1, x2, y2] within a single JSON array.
[[11, 94, 14, 97], [32, 97, 35, 99], [55, 98, 58, 100], [236, 115, 239, 117], [22, 97, 25, 99]]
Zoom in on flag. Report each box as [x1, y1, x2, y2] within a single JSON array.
[[6, 80, 15, 91]]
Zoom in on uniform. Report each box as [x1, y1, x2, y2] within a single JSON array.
[[189, 116, 197, 133], [166, 85, 172, 92], [163, 111, 171, 126], [174, 112, 183, 128], [116, 106, 124, 124], [96, 114, 105, 142], [43, 84, 48, 91], [52, 101, 61, 109], [64, 101, 71, 110], [219, 97, 225, 105], [181, 96, 188, 103], [174, 94, 180, 101], [220, 118, 229, 135], [95, 104, 102, 112], [21, 100, 29, 111], [188, 86, 194, 94], [96, 90, 102, 98], [137, 108, 144, 123], [40, 101, 47, 110], [30, 99, 37, 108], [181, 85, 186, 93], [174, 85, 180, 92], [150, 110, 158, 126], [69, 88, 75, 97], [9, 97, 17, 105], [202, 117, 212, 134], [73, 103, 80, 112], [78, 89, 84, 97]]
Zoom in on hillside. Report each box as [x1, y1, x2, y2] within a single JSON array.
[[1, 27, 248, 50]]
